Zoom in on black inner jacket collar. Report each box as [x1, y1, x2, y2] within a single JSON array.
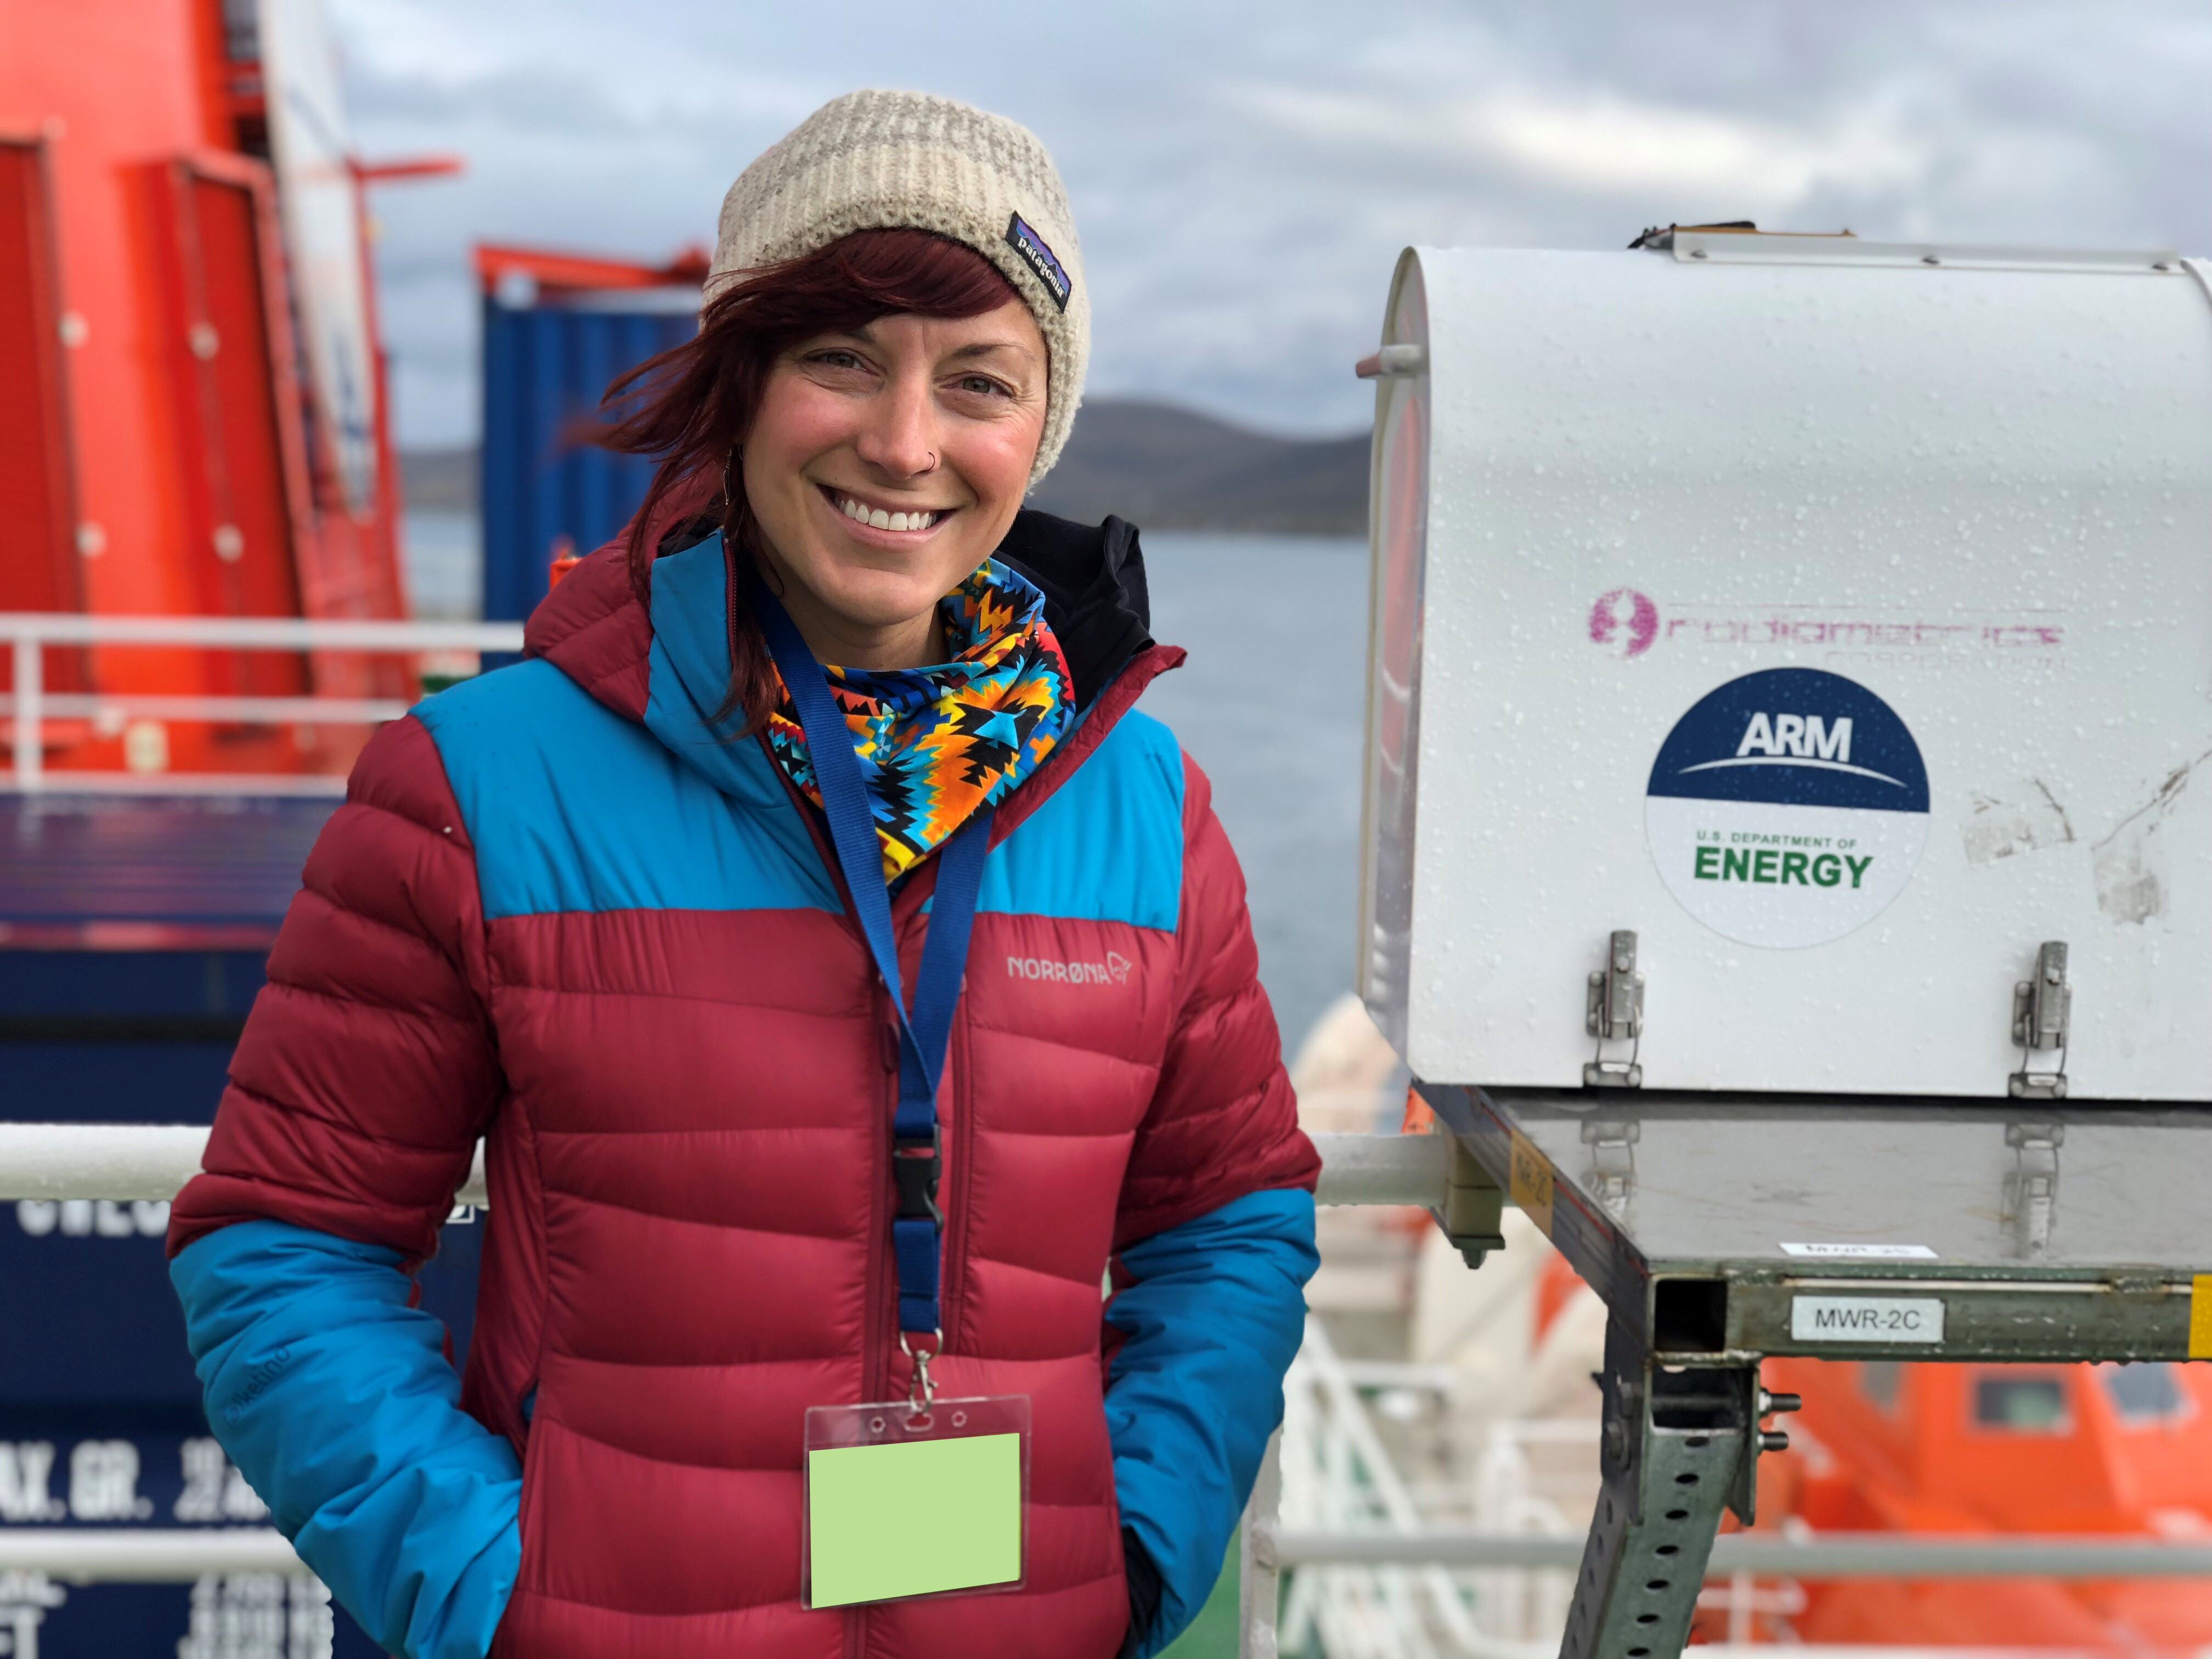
[[661, 506, 1156, 713]]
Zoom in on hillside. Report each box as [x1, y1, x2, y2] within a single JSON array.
[[1027, 399, 1367, 535], [400, 399, 1368, 534]]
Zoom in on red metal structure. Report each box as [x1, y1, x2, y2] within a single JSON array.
[[0, 0, 453, 781]]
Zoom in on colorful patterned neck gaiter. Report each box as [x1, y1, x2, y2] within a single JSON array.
[[765, 559, 1075, 883]]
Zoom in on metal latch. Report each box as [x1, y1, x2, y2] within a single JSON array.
[[1584, 929, 1644, 1088], [2009, 940, 2070, 1100]]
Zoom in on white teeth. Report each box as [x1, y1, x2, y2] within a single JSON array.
[[834, 493, 938, 531]]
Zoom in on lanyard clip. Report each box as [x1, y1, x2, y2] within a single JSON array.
[[899, 1328, 942, 1413], [891, 1129, 943, 1227]]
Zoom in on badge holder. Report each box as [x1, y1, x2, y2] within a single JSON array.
[[803, 1337, 1031, 1610]]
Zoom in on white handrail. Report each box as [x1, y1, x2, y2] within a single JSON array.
[[1265, 1530, 2212, 1577], [1, 612, 524, 795], [12, 1120, 2212, 1614], [0, 1528, 302, 1583], [0, 614, 523, 650], [1, 693, 413, 725], [0, 1123, 491, 1207], [0, 1125, 1438, 1214], [9, 1523, 2204, 1593]]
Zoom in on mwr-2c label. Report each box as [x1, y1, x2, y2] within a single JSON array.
[[1789, 1295, 1945, 1344]]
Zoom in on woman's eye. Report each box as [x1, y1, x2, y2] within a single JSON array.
[[956, 375, 1006, 397], [814, 350, 866, 371]]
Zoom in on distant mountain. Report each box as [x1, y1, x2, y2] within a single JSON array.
[[398, 400, 1370, 534], [1028, 400, 1368, 535]]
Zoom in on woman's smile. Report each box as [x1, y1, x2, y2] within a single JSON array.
[[816, 481, 956, 540]]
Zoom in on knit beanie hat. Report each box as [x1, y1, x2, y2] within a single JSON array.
[[709, 90, 1088, 483]]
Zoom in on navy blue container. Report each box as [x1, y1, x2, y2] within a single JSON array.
[[1, 798, 484, 1656], [479, 287, 699, 623]]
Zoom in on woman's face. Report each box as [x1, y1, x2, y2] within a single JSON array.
[[743, 297, 1048, 664]]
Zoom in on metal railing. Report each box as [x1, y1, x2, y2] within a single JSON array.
[[9, 1121, 2212, 1647], [0, 1127, 1446, 1210], [0, 612, 525, 794]]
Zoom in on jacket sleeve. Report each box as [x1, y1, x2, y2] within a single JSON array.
[[1104, 1190, 1317, 1657], [171, 1221, 520, 1659], [168, 713, 501, 1262], [1105, 754, 1323, 1654], [1115, 753, 1321, 1245], [167, 715, 520, 1657]]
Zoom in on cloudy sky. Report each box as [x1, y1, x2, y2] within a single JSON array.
[[332, 0, 2211, 449]]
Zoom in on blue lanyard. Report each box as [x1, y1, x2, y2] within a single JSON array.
[[754, 577, 991, 1342]]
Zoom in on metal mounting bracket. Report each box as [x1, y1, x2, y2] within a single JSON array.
[[1585, 929, 1645, 1088], [1562, 1316, 1799, 1659], [2010, 940, 2071, 1099], [1431, 1135, 1506, 1268]]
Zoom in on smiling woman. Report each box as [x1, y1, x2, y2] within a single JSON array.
[[165, 87, 1319, 1659], [594, 228, 1054, 714]]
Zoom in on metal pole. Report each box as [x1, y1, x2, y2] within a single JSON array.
[[1309, 1130, 1451, 1208], [0, 1124, 1407, 1215], [0, 1528, 302, 1583], [14, 635, 40, 791], [1238, 1432, 1282, 1659], [1269, 1530, 2212, 1577], [0, 1123, 489, 1207]]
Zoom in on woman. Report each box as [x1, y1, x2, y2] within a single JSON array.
[[168, 89, 1318, 1659]]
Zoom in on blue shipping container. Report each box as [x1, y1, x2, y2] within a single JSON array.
[[479, 289, 700, 623], [1, 797, 484, 1657]]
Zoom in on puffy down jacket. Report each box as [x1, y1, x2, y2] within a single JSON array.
[[168, 510, 1321, 1659]]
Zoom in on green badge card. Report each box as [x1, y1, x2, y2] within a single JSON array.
[[804, 1396, 1029, 1608]]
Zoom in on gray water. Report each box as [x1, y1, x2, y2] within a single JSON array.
[[1136, 533, 1368, 1055], [402, 515, 1370, 1053]]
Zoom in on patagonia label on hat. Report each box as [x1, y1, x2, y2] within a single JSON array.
[[1005, 214, 1071, 312]]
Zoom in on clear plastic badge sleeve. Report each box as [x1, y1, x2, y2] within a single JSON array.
[[803, 1394, 1031, 1609]]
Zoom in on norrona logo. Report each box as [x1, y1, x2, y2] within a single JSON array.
[[1007, 951, 1131, 986]]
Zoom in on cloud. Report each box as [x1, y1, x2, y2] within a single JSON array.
[[1476, 92, 1929, 204], [332, 0, 2211, 448]]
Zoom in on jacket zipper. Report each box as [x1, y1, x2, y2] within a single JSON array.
[[940, 1011, 977, 1351]]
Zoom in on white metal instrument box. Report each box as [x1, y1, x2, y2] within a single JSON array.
[[1357, 235, 2212, 1101]]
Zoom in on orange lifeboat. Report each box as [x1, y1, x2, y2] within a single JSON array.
[[1741, 1357, 2212, 1650]]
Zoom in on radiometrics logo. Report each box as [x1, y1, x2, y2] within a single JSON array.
[[1589, 589, 1660, 659]]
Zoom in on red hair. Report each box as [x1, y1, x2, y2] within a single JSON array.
[[592, 229, 1020, 730]]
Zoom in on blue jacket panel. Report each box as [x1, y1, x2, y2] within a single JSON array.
[[171, 1221, 521, 1659], [1105, 1187, 1319, 1655]]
